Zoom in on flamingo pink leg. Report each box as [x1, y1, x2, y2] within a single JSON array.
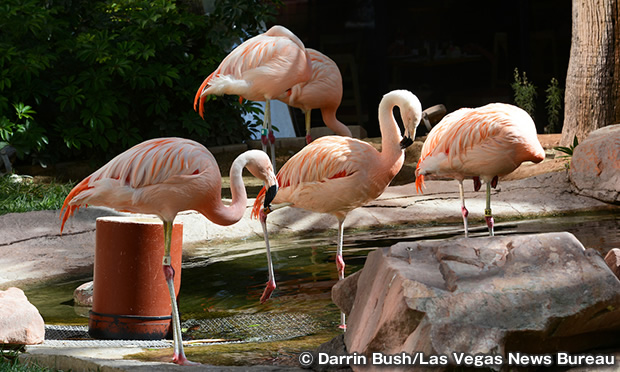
[[305, 110, 313, 144], [261, 129, 269, 146], [162, 222, 199, 366], [485, 182, 495, 236], [458, 180, 469, 237], [473, 176, 482, 192], [259, 209, 277, 303], [336, 254, 345, 280], [336, 217, 347, 330]]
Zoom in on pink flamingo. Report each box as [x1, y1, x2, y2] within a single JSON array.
[[251, 90, 422, 328], [194, 25, 312, 168], [415, 103, 545, 237], [60, 138, 278, 365], [277, 48, 352, 144]]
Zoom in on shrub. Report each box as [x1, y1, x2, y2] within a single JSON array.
[[511, 68, 537, 119], [545, 77, 563, 134], [0, 0, 280, 163], [0, 103, 48, 167]]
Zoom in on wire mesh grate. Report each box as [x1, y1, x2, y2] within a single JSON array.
[[183, 312, 320, 343], [42, 312, 319, 348]]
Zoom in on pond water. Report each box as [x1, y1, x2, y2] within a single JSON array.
[[25, 211, 620, 336]]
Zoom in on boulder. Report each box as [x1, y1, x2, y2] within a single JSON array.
[[331, 233, 620, 371], [569, 124, 620, 204], [0, 287, 44, 345], [73, 281, 93, 307]]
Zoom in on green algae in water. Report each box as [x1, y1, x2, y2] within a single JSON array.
[[23, 277, 91, 325], [23, 212, 620, 340]]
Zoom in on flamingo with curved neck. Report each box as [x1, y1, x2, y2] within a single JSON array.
[[60, 138, 278, 365], [251, 89, 422, 328]]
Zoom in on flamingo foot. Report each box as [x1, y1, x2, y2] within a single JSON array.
[[172, 352, 200, 366], [339, 312, 347, 330], [305, 133, 312, 144], [473, 176, 481, 192], [336, 254, 345, 280], [260, 279, 276, 304]]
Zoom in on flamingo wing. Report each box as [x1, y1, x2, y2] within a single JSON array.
[[60, 138, 216, 232], [415, 103, 544, 192], [282, 49, 343, 111], [194, 26, 312, 119], [252, 136, 373, 218]]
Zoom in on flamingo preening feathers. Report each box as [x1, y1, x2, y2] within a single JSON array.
[[277, 48, 352, 144], [194, 25, 312, 168], [415, 103, 545, 236], [60, 138, 278, 365], [252, 89, 422, 328]]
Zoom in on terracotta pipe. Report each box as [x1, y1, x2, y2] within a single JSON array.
[[88, 216, 183, 340]]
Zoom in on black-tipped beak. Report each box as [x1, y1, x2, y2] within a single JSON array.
[[400, 136, 413, 149], [263, 185, 278, 208]]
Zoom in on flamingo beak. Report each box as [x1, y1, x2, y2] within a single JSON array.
[[400, 135, 413, 149], [263, 184, 278, 209]]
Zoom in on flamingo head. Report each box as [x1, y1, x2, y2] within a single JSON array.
[[243, 150, 279, 210], [398, 90, 423, 147]]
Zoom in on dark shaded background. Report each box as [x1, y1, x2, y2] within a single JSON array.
[[271, 0, 571, 137]]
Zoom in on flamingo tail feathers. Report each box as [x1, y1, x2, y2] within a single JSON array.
[[251, 186, 267, 220], [415, 174, 425, 194], [59, 177, 93, 234], [194, 72, 216, 119], [415, 158, 426, 194]]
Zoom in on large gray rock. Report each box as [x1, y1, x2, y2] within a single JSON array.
[[0, 287, 44, 345], [569, 124, 620, 204], [332, 233, 620, 371]]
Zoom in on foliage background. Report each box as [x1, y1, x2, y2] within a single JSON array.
[[0, 0, 280, 165]]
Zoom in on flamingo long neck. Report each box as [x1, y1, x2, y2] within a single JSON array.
[[378, 96, 405, 161], [321, 108, 353, 137], [199, 156, 249, 227]]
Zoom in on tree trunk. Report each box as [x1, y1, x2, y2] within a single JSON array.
[[561, 0, 620, 146]]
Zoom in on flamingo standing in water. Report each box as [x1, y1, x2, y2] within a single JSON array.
[[60, 138, 278, 365], [252, 90, 422, 328], [277, 48, 352, 144], [194, 25, 312, 168], [415, 103, 545, 236]]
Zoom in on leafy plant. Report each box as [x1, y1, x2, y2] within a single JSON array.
[[511, 68, 537, 118], [554, 135, 578, 169], [0, 0, 281, 163], [554, 135, 578, 157], [545, 77, 563, 134], [0, 103, 48, 165]]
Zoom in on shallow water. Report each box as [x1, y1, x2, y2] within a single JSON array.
[[25, 211, 620, 330]]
